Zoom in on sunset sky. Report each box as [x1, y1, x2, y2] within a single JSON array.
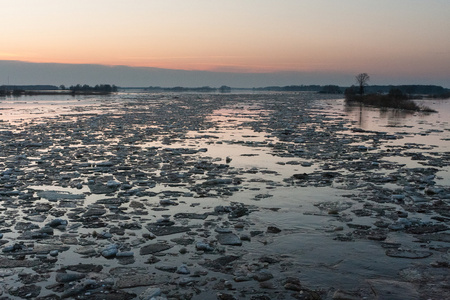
[[1, 0, 450, 86]]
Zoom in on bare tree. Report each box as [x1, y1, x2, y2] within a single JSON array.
[[355, 73, 370, 95]]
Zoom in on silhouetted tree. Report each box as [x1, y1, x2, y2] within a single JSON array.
[[355, 73, 370, 95]]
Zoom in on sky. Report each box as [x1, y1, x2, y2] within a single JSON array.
[[1, 0, 450, 87]]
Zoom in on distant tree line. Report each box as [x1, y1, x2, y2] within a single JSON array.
[[146, 86, 217, 92], [144, 85, 233, 93], [0, 89, 24, 96], [219, 85, 232, 93], [145, 86, 235, 93], [0, 84, 119, 96], [0, 85, 59, 96], [254, 85, 343, 94], [318, 85, 342, 94], [364, 85, 449, 96], [345, 85, 450, 99], [253, 83, 449, 97], [254, 85, 323, 92], [69, 84, 118, 93], [0, 85, 59, 91]]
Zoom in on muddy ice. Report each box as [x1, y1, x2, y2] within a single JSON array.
[[0, 93, 448, 299]]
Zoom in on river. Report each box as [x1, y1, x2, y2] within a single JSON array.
[[0, 92, 448, 299]]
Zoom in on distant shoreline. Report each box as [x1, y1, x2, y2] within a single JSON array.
[[0, 90, 113, 96], [1, 84, 450, 98]]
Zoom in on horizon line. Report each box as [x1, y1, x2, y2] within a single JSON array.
[[1, 59, 449, 89]]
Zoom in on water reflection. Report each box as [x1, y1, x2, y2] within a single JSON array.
[[344, 102, 415, 129]]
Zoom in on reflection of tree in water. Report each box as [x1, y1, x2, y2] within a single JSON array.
[[343, 102, 369, 128], [379, 108, 413, 127], [344, 102, 414, 129]]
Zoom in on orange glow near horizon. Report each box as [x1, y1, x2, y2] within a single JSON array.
[[1, 0, 449, 81], [1, 49, 346, 73], [1, 56, 309, 73]]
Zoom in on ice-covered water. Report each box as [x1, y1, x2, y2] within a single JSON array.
[[0, 92, 448, 299]]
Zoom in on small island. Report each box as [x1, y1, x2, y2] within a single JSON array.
[[344, 73, 445, 112]]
